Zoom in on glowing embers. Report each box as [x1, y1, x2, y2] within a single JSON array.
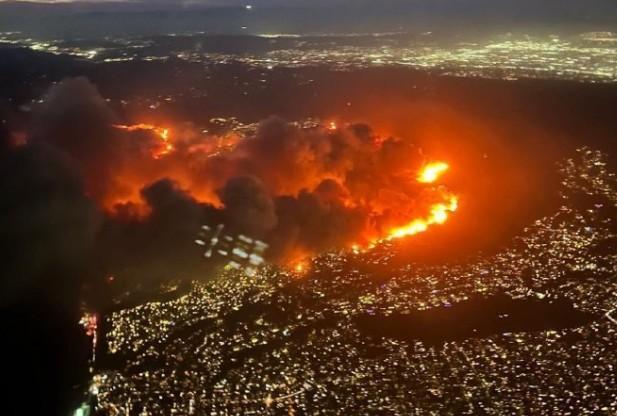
[[79, 312, 99, 366], [418, 162, 450, 184], [293, 260, 310, 275], [113, 123, 174, 159]]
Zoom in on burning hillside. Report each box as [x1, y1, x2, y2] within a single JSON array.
[[100, 121, 460, 262], [5, 77, 461, 275]]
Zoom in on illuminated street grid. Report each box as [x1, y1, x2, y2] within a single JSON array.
[[92, 147, 617, 415], [2, 32, 616, 83]]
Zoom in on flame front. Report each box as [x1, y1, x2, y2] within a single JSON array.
[[106, 119, 459, 261], [379, 161, 458, 242], [113, 123, 174, 159], [386, 194, 458, 241], [418, 162, 449, 183]]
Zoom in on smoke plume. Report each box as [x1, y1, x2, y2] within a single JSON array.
[[2, 77, 454, 291]]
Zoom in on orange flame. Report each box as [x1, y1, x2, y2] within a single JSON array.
[[107, 121, 459, 258], [386, 194, 458, 241], [293, 260, 310, 275], [381, 160, 458, 242], [418, 162, 449, 183], [113, 124, 174, 159]]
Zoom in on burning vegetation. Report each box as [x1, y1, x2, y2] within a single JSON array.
[[5, 77, 461, 275], [417, 162, 450, 184], [112, 124, 174, 159], [106, 116, 460, 263]]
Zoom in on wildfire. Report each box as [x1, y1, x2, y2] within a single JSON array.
[[386, 194, 459, 241], [293, 260, 310, 275], [418, 162, 449, 184], [106, 118, 459, 260], [381, 160, 458, 242], [113, 123, 174, 159]]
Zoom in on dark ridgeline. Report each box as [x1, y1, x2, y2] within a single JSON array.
[[355, 293, 597, 345]]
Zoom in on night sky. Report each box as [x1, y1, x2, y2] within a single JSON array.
[[1, 0, 616, 38]]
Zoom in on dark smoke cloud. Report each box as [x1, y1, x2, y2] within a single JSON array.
[[0, 77, 210, 305], [97, 179, 218, 284], [0, 78, 223, 294], [0, 139, 99, 415], [197, 116, 429, 257], [0, 141, 100, 307], [2, 77, 438, 295], [218, 175, 278, 236], [31, 77, 168, 205], [0, 121, 9, 154], [32, 77, 117, 149], [269, 185, 368, 260], [31, 77, 119, 199], [202, 116, 373, 195]]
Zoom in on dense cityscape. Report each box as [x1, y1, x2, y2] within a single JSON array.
[[89, 148, 617, 415], [2, 31, 616, 83], [2, 2, 617, 416]]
